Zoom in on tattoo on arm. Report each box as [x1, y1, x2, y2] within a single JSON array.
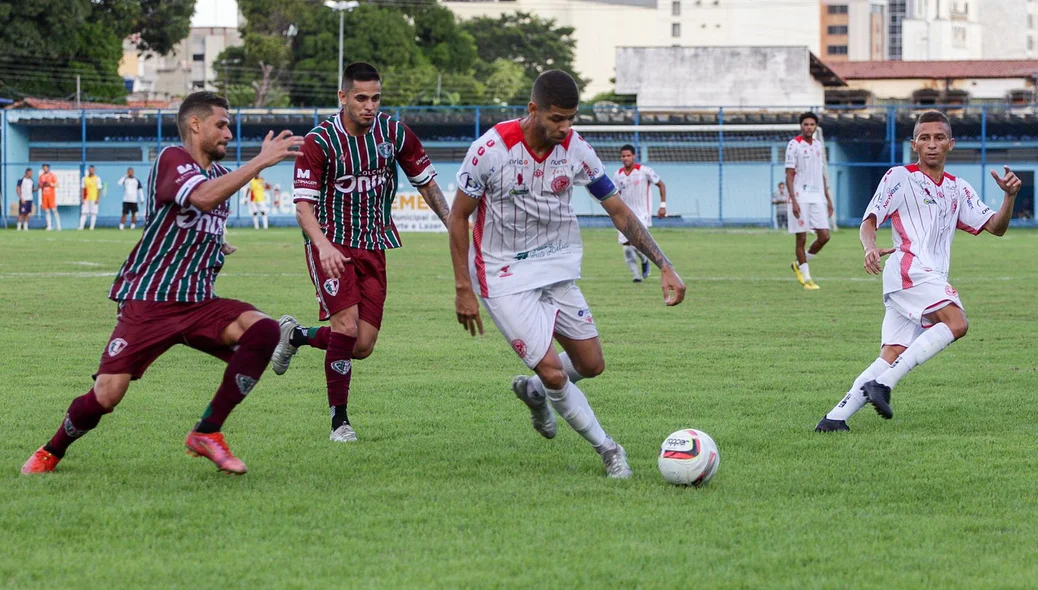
[[419, 182, 451, 225], [620, 210, 670, 268]]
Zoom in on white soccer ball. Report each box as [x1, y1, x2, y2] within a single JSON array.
[[658, 428, 720, 487]]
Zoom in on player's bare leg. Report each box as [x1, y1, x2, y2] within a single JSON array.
[[21, 373, 128, 474], [864, 305, 966, 419], [130, 212, 137, 229], [119, 213, 127, 230], [187, 311, 278, 474]]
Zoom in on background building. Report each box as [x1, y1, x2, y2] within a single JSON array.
[[119, 26, 242, 101], [820, 0, 888, 62], [898, 0, 982, 61]]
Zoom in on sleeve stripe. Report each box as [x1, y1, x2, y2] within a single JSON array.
[[293, 188, 320, 202], [407, 166, 436, 187], [175, 175, 206, 206]]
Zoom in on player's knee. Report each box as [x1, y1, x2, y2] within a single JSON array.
[[539, 366, 568, 391], [577, 357, 605, 378], [947, 317, 969, 340], [243, 317, 280, 354], [817, 233, 830, 246], [93, 376, 130, 410], [352, 342, 374, 360]]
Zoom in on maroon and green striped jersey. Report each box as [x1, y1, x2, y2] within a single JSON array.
[[109, 146, 231, 302], [292, 111, 436, 249]]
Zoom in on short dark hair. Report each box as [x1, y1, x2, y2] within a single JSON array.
[[913, 109, 952, 138], [343, 62, 381, 90], [42, 163, 50, 168], [531, 70, 579, 110], [799, 112, 818, 124], [620, 144, 635, 155], [25, 167, 32, 173], [177, 91, 230, 138]]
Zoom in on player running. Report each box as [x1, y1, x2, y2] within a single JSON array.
[[816, 110, 1021, 432], [448, 71, 687, 478], [21, 92, 303, 475], [613, 144, 667, 282], [269, 62, 450, 443], [786, 112, 833, 290]]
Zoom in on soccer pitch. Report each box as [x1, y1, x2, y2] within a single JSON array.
[[2, 227, 1037, 588]]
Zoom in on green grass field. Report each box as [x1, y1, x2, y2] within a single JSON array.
[[2, 226, 1037, 588]]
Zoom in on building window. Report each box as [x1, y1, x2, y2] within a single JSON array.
[[828, 25, 849, 35], [1029, 36, 1035, 50], [953, 25, 966, 47], [192, 53, 205, 62], [672, 1, 681, 16], [827, 45, 849, 55], [1029, 14, 1034, 28], [672, 22, 681, 37], [828, 5, 848, 14]]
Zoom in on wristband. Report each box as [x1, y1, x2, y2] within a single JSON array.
[[659, 202, 667, 210]]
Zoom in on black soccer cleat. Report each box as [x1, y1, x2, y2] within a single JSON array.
[[815, 417, 850, 432], [863, 380, 893, 419]]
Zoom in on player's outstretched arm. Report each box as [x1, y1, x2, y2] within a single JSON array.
[[602, 196, 686, 306], [448, 190, 484, 336], [984, 166, 1023, 236], [417, 180, 451, 227], [189, 130, 304, 212]]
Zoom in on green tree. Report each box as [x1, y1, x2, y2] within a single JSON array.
[[0, 0, 195, 102], [480, 59, 527, 106], [463, 12, 586, 93]]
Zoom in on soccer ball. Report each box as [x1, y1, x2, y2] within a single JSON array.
[[658, 429, 720, 487]]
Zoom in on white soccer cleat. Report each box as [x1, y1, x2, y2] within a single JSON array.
[[512, 375, 557, 439], [330, 424, 358, 443], [271, 315, 300, 376], [600, 442, 633, 479]]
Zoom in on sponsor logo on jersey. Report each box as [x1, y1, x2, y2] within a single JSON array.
[[330, 360, 352, 375], [577, 308, 594, 323], [533, 169, 544, 178], [334, 170, 390, 194], [377, 142, 395, 159], [460, 172, 482, 193], [517, 173, 524, 186], [107, 338, 128, 357], [549, 158, 567, 166], [176, 163, 198, 175], [514, 241, 571, 261], [510, 339, 527, 358], [499, 265, 513, 278], [508, 158, 530, 166], [550, 175, 571, 193], [923, 198, 936, 205], [235, 374, 258, 396], [176, 204, 228, 235], [323, 278, 339, 296], [296, 169, 311, 179]]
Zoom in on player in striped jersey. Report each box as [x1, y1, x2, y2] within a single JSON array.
[[816, 111, 1021, 432], [613, 144, 667, 282], [270, 62, 450, 442], [448, 71, 687, 478], [21, 92, 304, 475], [785, 112, 833, 290]]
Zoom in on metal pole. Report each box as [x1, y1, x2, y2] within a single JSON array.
[[474, 106, 481, 140], [980, 105, 987, 202], [718, 107, 724, 224], [156, 109, 163, 160], [76, 75, 81, 109], [1, 110, 7, 228], [236, 108, 242, 220], [888, 106, 897, 165], [314, 107, 320, 128], [80, 109, 87, 178], [634, 107, 641, 158], [337, 10, 344, 93]]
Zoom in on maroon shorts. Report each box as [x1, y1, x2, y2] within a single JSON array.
[[303, 242, 387, 328], [96, 298, 257, 380]]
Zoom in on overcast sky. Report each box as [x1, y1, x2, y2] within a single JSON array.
[[191, 0, 240, 28]]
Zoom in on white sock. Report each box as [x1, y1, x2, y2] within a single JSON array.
[[54, 213, 61, 231], [253, 215, 259, 229], [130, 223, 135, 229], [543, 379, 608, 448], [877, 323, 955, 389], [119, 223, 124, 230], [89, 215, 96, 230], [527, 352, 584, 398], [622, 245, 640, 279], [800, 262, 812, 281], [17, 222, 22, 230], [806, 252, 816, 261], [78, 214, 86, 230], [826, 358, 891, 421], [45, 212, 52, 230], [262, 214, 268, 229]]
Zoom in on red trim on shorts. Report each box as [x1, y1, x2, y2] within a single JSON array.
[[473, 194, 489, 297], [921, 299, 960, 328], [890, 210, 914, 289]]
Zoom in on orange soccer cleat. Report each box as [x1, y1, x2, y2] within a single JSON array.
[[21, 447, 61, 474], [184, 431, 248, 475]]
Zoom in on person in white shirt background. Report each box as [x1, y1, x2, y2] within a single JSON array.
[[16, 168, 35, 231], [118, 167, 145, 230]]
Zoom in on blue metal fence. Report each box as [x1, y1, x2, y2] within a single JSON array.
[[2, 104, 1036, 228]]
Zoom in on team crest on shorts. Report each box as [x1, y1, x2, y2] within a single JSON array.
[[330, 360, 352, 375], [945, 284, 958, 297], [511, 339, 528, 358], [323, 278, 340, 296], [551, 176, 571, 193], [107, 338, 128, 357], [376, 142, 395, 159]]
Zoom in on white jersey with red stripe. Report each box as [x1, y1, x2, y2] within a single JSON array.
[[785, 135, 826, 204], [864, 164, 995, 295], [613, 164, 659, 224], [456, 120, 617, 298]]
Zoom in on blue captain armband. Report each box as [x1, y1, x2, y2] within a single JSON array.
[[587, 175, 616, 201]]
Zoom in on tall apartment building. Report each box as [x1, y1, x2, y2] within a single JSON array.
[[820, 0, 888, 62]]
